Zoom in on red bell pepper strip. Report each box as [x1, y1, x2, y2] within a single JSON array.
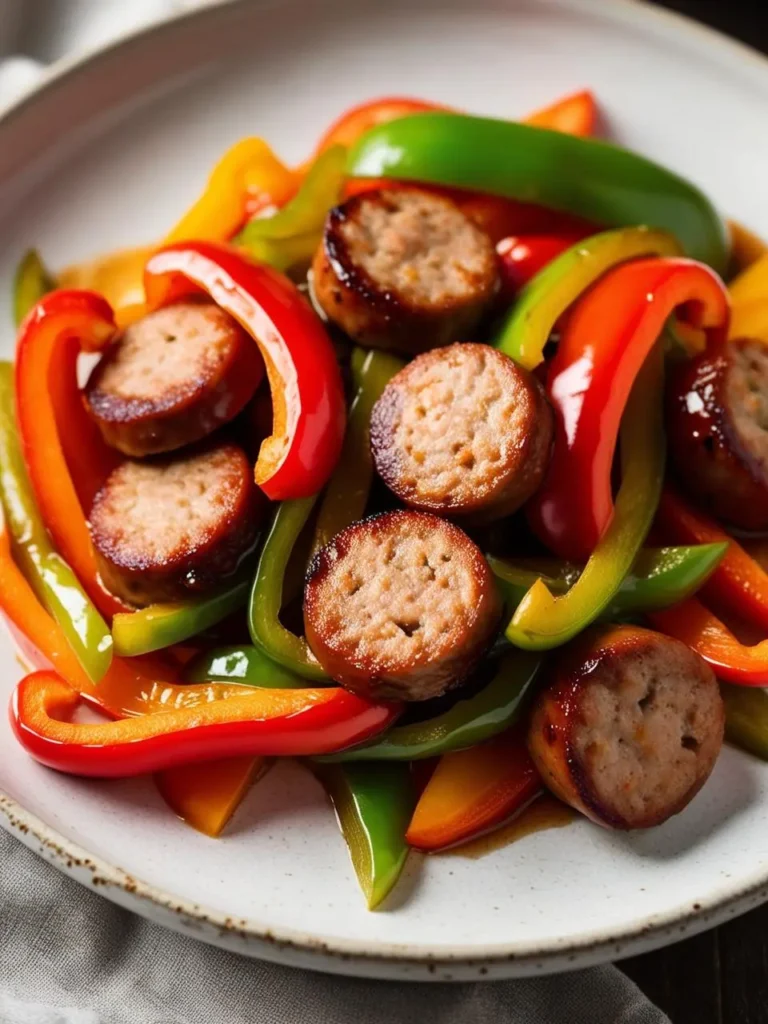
[[405, 728, 543, 852], [497, 234, 587, 296], [525, 89, 597, 136], [143, 242, 345, 501], [15, 291, 127, 617], [656, 488, 768, 632], [529, 258, 730, 562], [649, 598, 768, 686], [10, 671, 401, 777]]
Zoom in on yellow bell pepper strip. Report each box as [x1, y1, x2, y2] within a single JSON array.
[[315, 762, 415, 909], [729, 249, 768, 308], [0, 363, 112, 683], [348, 113, 729, 274], [721, 685, 768, 761], [318, 650, 540, 762], [184, 644, 306, 687], [111, 576, 252, 657], [313, 347, 405, 553], [405, 727, 543, 852], [728, 220, 768, 275], [156, 757, 273, 837], [249, 497, 329, 682], [494, 227, 682, 369], [58, 246, 154, 325], [237, 145, 347, 273], [506, 347, 665, 651], [13, 250, 55, 327], [11, 670, 402, 777], [489, 544, 726, 621]]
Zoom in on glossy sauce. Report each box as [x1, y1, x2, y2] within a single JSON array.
[[444, 795, 576, 860]]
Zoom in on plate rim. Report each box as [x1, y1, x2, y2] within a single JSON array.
[[2, 0, 768, 980]]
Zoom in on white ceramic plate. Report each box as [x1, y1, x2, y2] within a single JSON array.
[[2, 0, 768, 983]]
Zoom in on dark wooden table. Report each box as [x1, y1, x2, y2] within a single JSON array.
[[619, 4, 768, 1022]]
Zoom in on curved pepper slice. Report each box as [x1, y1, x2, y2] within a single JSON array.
[[0, 363, 112, 683], [11, 671, 401, 777], [529, 258, 730, 562], [317, 650, 540, 762], [15, 290, 125, 617], [313, 347, 404, 553], [489, 544, 726, 621], [649, 599, 768, 687], [348, 113, 729, 273], [184, 644, 307, 687], [249, 496, 328, 681], [405, 727, 542, 852], [144, 241, 345, 500], [656, 488, 768, 632], [315, 761, 415, 909], [507, 348, 665, 651], [494, 228, 682, 368]]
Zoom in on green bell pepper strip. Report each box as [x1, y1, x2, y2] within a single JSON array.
[[506, 347, 665, 651], [314, 761, 415, 909], [494, 228, 682, 369], [112, 577, 252, 657], [348, 113, 729, 275], [0, 363, 112, 682], [183, 643, 306, 687], [237, 145, 347, 272], [313, 346, 404, 553], [248, 496, 328, 681], [13, 250, 56, 328], [490, 544, 726, 621], [722, 685, 768, 761], [317, 649, 540, 762]]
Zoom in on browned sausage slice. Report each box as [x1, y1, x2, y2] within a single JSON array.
[[311, 188, 499, 354], [84, 302, 264, 457], [371, 343, 553, 521], [528, 625, 724, 830], [667, 337, 768, 531], [304, 510, 501, 701], [89, 442, 263, 606]]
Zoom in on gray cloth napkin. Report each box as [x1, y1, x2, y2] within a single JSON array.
[[0, 829, 669, 1024]]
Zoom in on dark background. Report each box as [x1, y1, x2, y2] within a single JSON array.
[[621, 4, 768, 1023]]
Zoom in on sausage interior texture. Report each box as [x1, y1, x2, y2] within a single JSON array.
[[666, 337, 768, 531], [89, 442, 263, 607], [528, 625, 724, 830], [84, 301, 264, 457], [304, 510, 501, 702], [311, 188, 500, 354], [371, 343, 553, 521]]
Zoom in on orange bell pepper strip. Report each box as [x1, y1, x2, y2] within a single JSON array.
[[311, 96, 447, 161], [656, 488, 768, 632], [406, 729, 543, 852], [525, 89, 597, 136], [15, 290, 126, 618], [156, 757, 272, 837], [11, 671, 401, 777], [650, 598, 768, 686]]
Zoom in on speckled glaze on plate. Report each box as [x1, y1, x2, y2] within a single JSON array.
[[2, 0, 768, 982]]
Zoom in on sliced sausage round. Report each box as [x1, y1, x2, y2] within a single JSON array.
[[667, 337, 768, 531], [304, 510, 501, 701], [528, 625, 724, 831], [371, 343, 553, 521], [89, 442, 263, 607], [84, 301, 264, 457], [311, 187, 499, 354]]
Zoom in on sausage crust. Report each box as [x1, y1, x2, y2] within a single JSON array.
[[528, 625, 724, 830], [304, 510, 501, 701], [89, 442, 262, 607], [667, 337, 768, 531], [311, 188, 499, 354], [371, 343, 553, 521], [84, 302, 263, 457]]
